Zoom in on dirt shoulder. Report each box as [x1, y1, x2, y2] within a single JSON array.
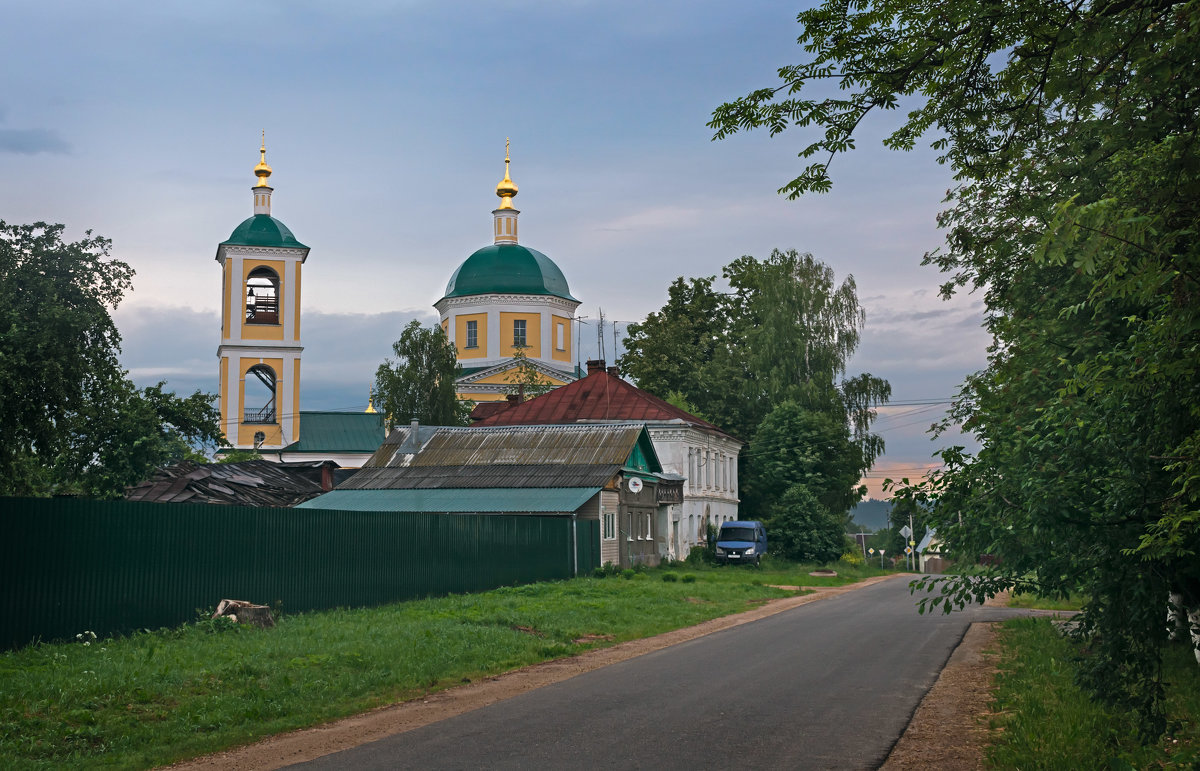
[[171, 576, 897, 770]]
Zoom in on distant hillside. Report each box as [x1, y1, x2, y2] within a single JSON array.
[[849, 499, 892, 532]]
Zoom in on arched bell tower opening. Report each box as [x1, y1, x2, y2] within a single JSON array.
[[245, 267, 280, 324], [243, 364, 277, 424], [215, 137, 309, 452]]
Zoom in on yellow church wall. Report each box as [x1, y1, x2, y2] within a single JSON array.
[[455, 313, 487, 359], [219, 356, 231, 440], [293, 262, 302, 342], [459, 391, 507, 402], [238, 421, 282, 447], [500, 312, 541, 357], [551, 314, 572, 364], [292, 358, 301, 441], [222, 266, 233, 340]]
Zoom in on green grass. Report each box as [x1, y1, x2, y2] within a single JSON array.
[[987, 618, 1200, 768], [669, 555, 892, 587], [1005, 592, 1084, 611], [0, 569, 826, 770]]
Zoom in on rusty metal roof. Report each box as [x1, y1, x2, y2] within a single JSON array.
[[470, 368, 737, 440], [125, 460, 335, 507]]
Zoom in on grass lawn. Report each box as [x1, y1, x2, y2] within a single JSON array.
[[987, 618, 1200, 768], [0, 559, 873, 770]]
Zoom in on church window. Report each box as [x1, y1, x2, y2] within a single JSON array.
[[245, 267, 280, 325], [513, 319, 527, 347], [244, 364, 277, 424], [556, 322, 565, 351], [466, 320, 478, 349]]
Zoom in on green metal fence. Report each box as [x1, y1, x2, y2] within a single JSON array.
[[0, 497, 602, 650]]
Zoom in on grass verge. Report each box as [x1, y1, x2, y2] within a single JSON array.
[[987, 618, 1200, 768], [0, 563, 852, 770]]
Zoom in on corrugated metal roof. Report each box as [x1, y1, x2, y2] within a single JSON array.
[[297, 487, 601, 513], [341, 463, 620, 491], [282, 411, 388, 454], [365, 423, 648, 469]]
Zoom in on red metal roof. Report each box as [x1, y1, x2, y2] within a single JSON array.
[[471, 370, 733, 438]]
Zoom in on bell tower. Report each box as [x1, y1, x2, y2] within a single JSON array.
[[215, 136, 310, 452]]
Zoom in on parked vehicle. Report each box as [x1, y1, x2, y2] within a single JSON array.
[[714, 521, 767, 566]]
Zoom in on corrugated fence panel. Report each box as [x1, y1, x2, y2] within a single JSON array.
[[0, 498, 576, 650]]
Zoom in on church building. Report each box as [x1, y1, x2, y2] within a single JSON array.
[[214, 140, 384, 466], [436, 144, 582, 402]]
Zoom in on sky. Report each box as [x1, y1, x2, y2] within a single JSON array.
[[1, 1, 990, 497]]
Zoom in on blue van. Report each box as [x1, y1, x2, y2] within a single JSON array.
[[715, 521, 768, 566]]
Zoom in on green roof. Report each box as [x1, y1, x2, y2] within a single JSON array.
[[296, 487, 601, 512], [221, 214, 308, 249], [282, 411, 386, 454], [441, 244, 577, 302]]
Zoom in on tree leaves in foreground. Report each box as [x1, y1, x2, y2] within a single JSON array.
[[710, 0, 1199, 737], [374, 321, 470, 430], [0, 221, 225, 498]]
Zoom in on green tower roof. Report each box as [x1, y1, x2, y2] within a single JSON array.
[[441, 244, 577, 302], [221, 214, 308, 249]]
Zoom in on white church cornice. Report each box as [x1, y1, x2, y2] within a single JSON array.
[[435, 292, 581, 316]]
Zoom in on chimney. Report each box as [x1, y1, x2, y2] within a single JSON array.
[[606, 365, 619, 377], [586, 359, 605, 376], [410, 418, 419, 434], [506, 393, 521, 405]]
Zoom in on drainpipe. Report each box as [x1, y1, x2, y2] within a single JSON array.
[[571, 512, 578, 577]]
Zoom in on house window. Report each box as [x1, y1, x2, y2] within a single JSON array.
[[513, 319, 527, 348], [465, 320, 478, 349], [603, 510, 615, 540], [644, 512, 652, 539], [627, 513, 634, 541]]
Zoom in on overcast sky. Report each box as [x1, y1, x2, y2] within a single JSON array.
[[2, 1, 988, 497]]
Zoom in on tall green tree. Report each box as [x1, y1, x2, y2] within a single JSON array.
[[0, 221, 225, 498], [710, 0, 1199, 736], [374, 321, 470, 430], [620, 249, 889, 520]]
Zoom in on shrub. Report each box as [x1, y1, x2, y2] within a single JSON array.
[[662, 572, 679, 583], [621, 569, 636, 580], [681, 574, 697, 583], [593, 567, 607, 578], [601, 561, 620, 577]]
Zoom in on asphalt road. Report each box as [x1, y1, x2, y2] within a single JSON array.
[[294, 576, 1029, 770]]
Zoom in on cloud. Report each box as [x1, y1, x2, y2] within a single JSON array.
[[0, 128, 70, 155]]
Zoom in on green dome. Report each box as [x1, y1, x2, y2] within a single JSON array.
[[221, 214, 308, 249], [441, 244, 578, 301]]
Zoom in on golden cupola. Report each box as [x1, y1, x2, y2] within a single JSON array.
[[492, 139, 520, 244]]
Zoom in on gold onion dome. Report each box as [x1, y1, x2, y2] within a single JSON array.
[[495, 139, 518, 208], [253, 135, 273, 188]]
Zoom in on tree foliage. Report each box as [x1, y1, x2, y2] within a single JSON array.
[[766, 483, 849, 564], [374, 321, 470, 430], [504, 346, 555, 401], [0, 221, 225, 498], [619, 249, 888, 521], [710, 0, 1200, 736]]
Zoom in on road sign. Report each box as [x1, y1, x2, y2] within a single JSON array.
[[868, 548, 875, 555], [904, 547, 913, 555], [900, 525, 912, 538]]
